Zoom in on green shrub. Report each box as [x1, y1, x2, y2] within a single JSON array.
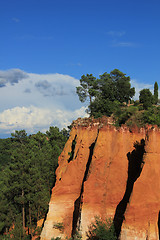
[[137, 104, 144, 111], [142, 106, 160, 126], [86, 217, 116, 240], [72, 231, 82, 240], [51, 231, 82, 240], [51, 237, 61, 240], [113, 105, 138, 126], [53, 222, 64, 233]]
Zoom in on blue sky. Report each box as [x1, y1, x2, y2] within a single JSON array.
[[0, 0, 160, 137]]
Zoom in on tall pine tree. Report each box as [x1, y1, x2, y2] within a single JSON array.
[[154, 81, 158, 104]]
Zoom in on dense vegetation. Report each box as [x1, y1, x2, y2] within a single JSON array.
[[76, 69, 159, 127], [0, 127, 69, 240]]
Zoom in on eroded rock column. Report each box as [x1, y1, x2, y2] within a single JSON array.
[[121, 128, 160, 240], [41, 125, 99, 240], [80, 125, 146, 239]]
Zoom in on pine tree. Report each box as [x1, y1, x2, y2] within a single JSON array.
[[0, 127, 68, 238], [154, 81, 158, 104]]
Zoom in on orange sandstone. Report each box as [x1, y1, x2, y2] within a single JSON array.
[[121, 128, 160, 240], [41, 118, 160, 240]]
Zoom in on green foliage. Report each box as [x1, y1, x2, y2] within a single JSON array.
[[76, 70, 160, 127], [53, 222, 64, 232], [68, 137, 77, 162], [65, 230, 82, 240], [0, 127, 68, 238], [69, 231, 82, 240], [46, 126, 68, 152], [76, 74, 97, 104], [11, 130, 27, 144], [51, 237, 61, 240], [109, 69, 135, 103], [139, 88, 153, 109], [141, 106, 160, 126], [76, 69, 135, 118], [0, 215, 30, 240], [154, 81, 158, 104], [86, 217, 116, 240], [115, 105, 160, 127], [89, 98, 121, 118], [113, 105, 139, 126], [31, 216, 116, 240], [9, 215, 30, 240], [72, 232, 82, 240], [0, 138, 12, 169]]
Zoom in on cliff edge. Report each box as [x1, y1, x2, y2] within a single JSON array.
[[41, 117, 160, 240]]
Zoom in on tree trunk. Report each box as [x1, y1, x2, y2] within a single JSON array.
[[29, 202, 33, 238], [22, 189, 25, 236], [37, 206, 40, 222], [89, 95, 92, 105]]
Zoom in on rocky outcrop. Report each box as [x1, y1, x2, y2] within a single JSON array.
[[121, 129, 160, 240], [41, 117, 160, 240]]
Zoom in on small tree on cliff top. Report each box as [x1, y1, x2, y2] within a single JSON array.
[[139, 88, 153, 109], [76, 69, 135, 117]]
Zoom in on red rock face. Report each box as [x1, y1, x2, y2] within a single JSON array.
[[41, 118, 160, 240], [121, 128, 160, 240]]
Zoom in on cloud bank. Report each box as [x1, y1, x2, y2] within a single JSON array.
[[0, 69, 28, 87], [0, 69, 88, 137], [0, 105, 87, 135]]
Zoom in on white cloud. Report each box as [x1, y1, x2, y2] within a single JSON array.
[[107, 30, 126, 37], [112, 41, 135, 47], [0, 69, 87, 136], [12, 18, 20, 23], [131, 79, 153, 99], [107, 30, 136, 48], [0, 69, 28, 87], [0, 106, 88, 135]]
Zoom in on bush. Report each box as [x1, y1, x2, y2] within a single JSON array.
[[51, 237, 61, 240], [86, 217, 116, 240], [51, 231, 82, 240], [142, 106, 160, 126], [113, 106, 138, 126], [139, 88, 153, 110], [89, 98, 120, 118], [53, 222, 64, 232]]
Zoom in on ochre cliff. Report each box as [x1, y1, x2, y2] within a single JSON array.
[[41, 117, 160, 240]]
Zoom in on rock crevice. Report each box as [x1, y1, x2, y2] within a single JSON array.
[[68, 134, 77, 163], [113, 139, 146, 238], [72, 130, 99, 237]]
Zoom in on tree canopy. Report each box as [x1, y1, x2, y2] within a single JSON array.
[[76, 69, 135, 117], [76, 74, 97, 104], [76, 69, 160, 127], [139, 88, 153, 110], [154, 81, 158, 104], [0, 127, 69, 239]]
